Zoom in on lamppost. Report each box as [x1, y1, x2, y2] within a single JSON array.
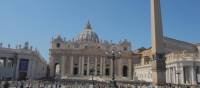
[[90, 60, 95, 88], [105, 48, 121, 88], [90, 68, 95, 88]]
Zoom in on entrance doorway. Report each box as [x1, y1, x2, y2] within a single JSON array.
[[54, 63, 60, 77], [123, 66, 128, 77], [73, 67, 78, 75]]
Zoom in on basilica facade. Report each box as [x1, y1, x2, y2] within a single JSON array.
[[49, 22, 133, 81]]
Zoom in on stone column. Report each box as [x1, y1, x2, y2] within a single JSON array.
[[110, 59, 113, 77], [15, 58, 20, 80], [27, 59, 32, 79], [128, 59, 132, 79], [171, 67, 173, 83], [174, 67, 177, 84], [166, 68, 168, 83], [78, 56, 82, 75], [70, 56, 74, 75], [168, 68, 170, 83], [191, 66, 197, 85], [176, 64, 183, 85], [118, 59, 121, 77], [102, 57, 105, 76], [30, 59, 35, 79], [176, 66, 179, 84], [61, 56, 65, 78], [95, 56, 97, 75], [87, 57, 90, 75], [49, 56, 54, 78], [180, 65, 184, 84], [100, 56, 103, 76], [81, 56, 84, 76], [169, 67, 171, 83]]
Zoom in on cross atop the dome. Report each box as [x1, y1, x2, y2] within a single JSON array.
[[85, 21, 92, 30]]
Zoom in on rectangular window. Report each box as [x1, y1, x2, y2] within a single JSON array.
[[7, 58, 14, 68], [97, 70, 100, 76], [0, 57, 6, 67], [19, 59, 29, 72], [0, 58, 4, 67]]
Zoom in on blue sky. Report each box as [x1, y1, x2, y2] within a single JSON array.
[[0, 0, 200, 60]]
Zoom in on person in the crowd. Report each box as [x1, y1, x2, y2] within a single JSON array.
[[58, 84, 61, 88], [3, 81, 10, 88], [0, 81, 2, 88], [20, 82, 24, 88], [28, 80, 33, 88]]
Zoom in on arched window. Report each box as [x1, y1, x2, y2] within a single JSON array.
[[123, 47, 127, 51], [122, 66, 128, 77], [56, 43, 61, 48]]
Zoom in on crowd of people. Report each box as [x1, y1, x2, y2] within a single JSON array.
[[0, 80, 61, 88], [0, 79, 152, 88]]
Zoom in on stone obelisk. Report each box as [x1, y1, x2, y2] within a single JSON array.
[[150, 0, 166, 86]]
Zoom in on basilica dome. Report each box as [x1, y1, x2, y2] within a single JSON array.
[[76, 22, 99, 43]]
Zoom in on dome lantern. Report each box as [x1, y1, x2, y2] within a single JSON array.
[[85, 21, 92, 30], [75, 22, 99, 43]]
